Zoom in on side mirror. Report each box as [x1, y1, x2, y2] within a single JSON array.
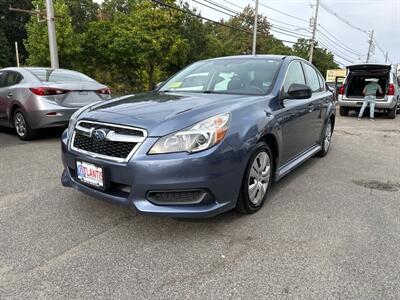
[[155, 81, 164, 90], [287, 83, 312, 99]]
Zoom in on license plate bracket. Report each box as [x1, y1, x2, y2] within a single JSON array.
[[76, 160, 105, 190]]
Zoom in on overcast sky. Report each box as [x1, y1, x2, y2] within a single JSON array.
[[95, 0, 399, 66]]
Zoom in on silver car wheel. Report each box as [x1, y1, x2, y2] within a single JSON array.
[[324, 122, 332, 150], [248, 151, 271, 206], [14, 112, 27, 137]]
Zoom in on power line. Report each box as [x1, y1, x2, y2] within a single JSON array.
[[220, 0, 244, 11], [316, 39, 354, 64], [151, 0, 299, 45], [318, 24, 363, 56], [201, 0, 239, 15], [258, 1, 308, 23], [151, 0, 251, 33], [319, 1, 369, 35], [192, 0, 235, 17], [316, 30, 360, 60]]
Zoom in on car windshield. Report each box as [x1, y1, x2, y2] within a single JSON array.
[[28, 69, 95, 83], [160, 58, 282, 95]]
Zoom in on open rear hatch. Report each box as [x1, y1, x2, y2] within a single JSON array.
[[345, 64, 391, 100]]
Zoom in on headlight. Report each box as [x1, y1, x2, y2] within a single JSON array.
[[149, 113, 231, 154], [67, 102, 101, 138]]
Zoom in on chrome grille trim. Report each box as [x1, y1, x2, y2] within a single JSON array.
[[70, 120, 148, 163]]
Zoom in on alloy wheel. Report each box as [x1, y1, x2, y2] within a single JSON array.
[[324, 122, 332, 151], [248, 151, 271, 206], [14, 112, 27, 137]]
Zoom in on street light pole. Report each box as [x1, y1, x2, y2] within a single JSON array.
[[46, 0, 59, 68], [252, 0, 259, 55], [309, 0, 320, 63]]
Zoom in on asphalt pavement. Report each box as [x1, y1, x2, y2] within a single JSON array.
[[1, 112, 400, 299]]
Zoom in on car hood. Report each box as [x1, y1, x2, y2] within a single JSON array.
[[80, 91, 261, 136]]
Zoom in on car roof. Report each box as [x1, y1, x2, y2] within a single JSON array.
[[204, 55, 306, 62], [0, 67, 82, 73]]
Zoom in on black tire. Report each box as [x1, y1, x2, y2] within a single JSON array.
[[339, 106, 349, 116], [316, 120, 333, 157], [236, 142, 273, 214], [387, 107, 396, 119], [13, 109, 36, 140]]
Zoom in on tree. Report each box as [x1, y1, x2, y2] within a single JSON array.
[[24, 0, 81, 68], [65, 0, 99, 33], [293, 38, 338, 76], [0, 0, 32, 66]]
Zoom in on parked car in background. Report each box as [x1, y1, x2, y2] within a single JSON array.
[[338, 64, 399, 118], [61, 55, 335, 218], [0, 67, 111, 140]]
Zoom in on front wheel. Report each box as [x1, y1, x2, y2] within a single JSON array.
[[236, 142, 273, 214], [14, 109, 36, 140], [316, 120, 333, 157]]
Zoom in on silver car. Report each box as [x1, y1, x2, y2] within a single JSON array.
[[0, 67, 111, 140], [338, 64, 399, 119]]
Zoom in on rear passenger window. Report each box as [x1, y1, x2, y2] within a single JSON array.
[[283, 61, 306, 93], [303, 63, 321, 93], [4, 71, 23, 87]]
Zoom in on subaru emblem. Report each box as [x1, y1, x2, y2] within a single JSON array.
[[91, 129, 107, 141]]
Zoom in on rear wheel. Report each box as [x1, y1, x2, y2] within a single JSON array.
[[387, 107, 396, 119], [236, 142, 273, 214], [339, 106, 349, 116], [14, 109, 36, 140], [316, 120, 333, 157]]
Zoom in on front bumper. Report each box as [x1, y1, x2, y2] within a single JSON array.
[[60, 130, 244, 218]]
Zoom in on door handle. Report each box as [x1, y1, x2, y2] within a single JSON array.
[[307, 103, 314, 112], [6, 92, 13, 99]]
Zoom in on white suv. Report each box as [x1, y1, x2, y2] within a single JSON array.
[[338, 64, 399, 119]]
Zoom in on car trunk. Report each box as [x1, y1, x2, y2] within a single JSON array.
[[43, 81, 106, 107], [345, 64, 391, 100]]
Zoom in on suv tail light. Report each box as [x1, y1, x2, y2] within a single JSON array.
[[388, 84, 395, 96], [338, 85, 345, 95], [30, 87, 69, 96], [97, 88, 111, 95]]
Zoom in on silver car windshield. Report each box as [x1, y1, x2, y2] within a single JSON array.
[[28, 69, 95, 83], [160, 58, 282, 95]]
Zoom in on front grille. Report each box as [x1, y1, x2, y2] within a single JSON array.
[[71, 120, 147, 162], [147, 190, 208, 205], [78, 122, 144, 137], [73, 132, 136, 159]]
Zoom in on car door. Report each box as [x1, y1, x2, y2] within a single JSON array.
[[302, 62, 330, 144], [0, 71, 9, 124], [0, 71, 24, 125], [277, 60, 316, 164]]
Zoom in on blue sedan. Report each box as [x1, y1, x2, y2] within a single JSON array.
[[61, 55, 335, 218]]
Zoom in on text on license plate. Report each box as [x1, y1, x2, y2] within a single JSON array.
[[76, 161, 104, 188]]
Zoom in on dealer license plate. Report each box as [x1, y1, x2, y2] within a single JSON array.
[[76, 161, 104, 189]]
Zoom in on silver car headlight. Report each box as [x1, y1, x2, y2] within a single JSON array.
[[67, 102, 102, 138], [149, 113, 231, 154]]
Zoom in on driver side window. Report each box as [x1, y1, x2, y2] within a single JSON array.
[[283, 61, 306, 93]]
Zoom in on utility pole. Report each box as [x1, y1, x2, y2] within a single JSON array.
[[46, 0, 59, 68], [252, 0, 259, 55], [9, 4, 61, 68], [15, 42, 20, 67], [385, 51, 388, 63], [308, 0, 320, 63], [366, 30, 374, 63]]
